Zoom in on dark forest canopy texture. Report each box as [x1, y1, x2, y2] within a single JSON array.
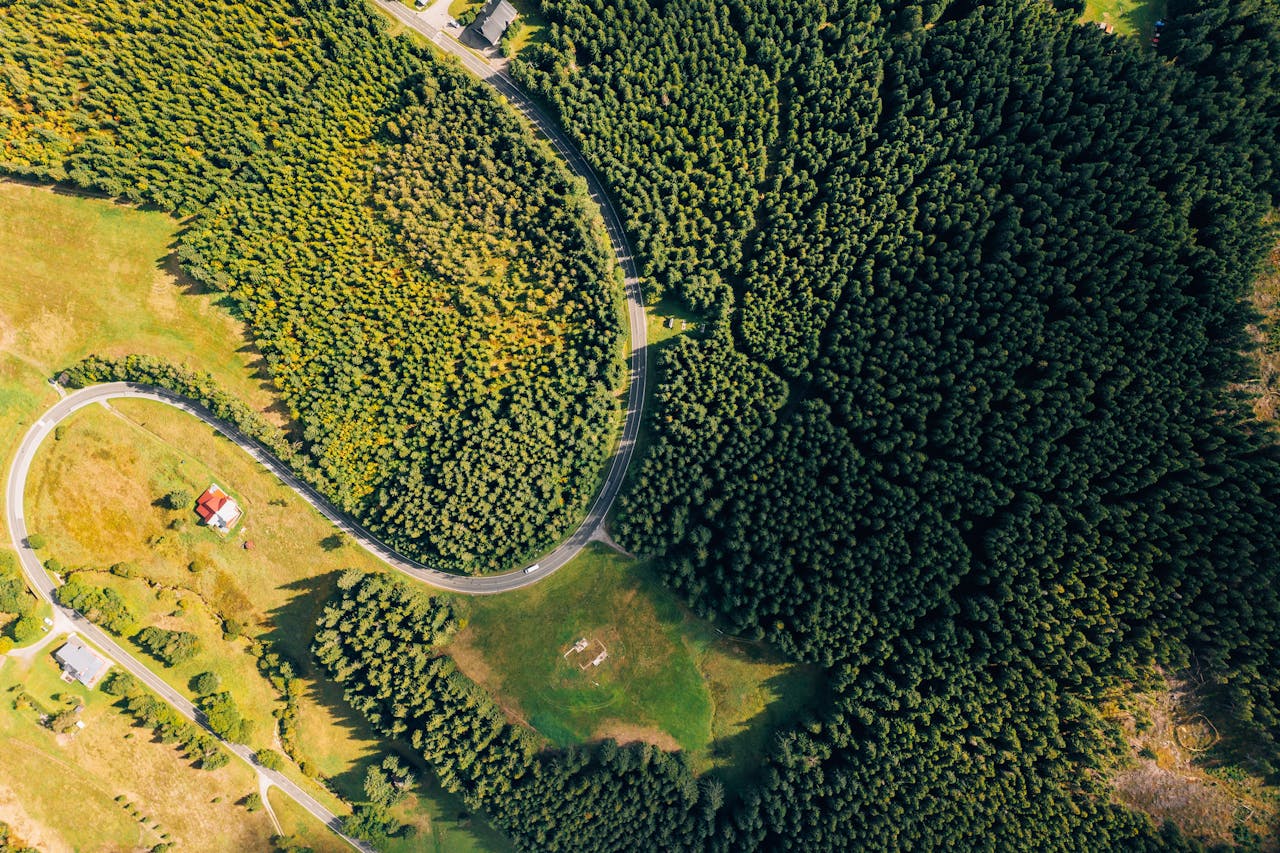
[[4, 0, 1280, 848], [0, 0, 623, 574], [508, 0, 1280, 848]]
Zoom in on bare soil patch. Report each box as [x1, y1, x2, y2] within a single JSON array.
[[1105, 673, 1279, 849], [591, 720, 680, 752]]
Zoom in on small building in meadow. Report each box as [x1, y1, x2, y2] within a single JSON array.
[[195, 484, 242, 533], [54, 638, 110, 688], [471, 0, 518, 45]]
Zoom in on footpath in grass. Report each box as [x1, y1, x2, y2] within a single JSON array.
[[25, 399, 510, 852], [1081, 0, 1167, 39], [454, 544, 822, 787], [0, 647, 276, 851]]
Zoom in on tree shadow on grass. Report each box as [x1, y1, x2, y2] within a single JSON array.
[[1118, 0, 1167, 40], [318, 534, 346, 553], [260, 572, 512, 849], [699, 643, 828, 794], [156, 245, 303, 440]]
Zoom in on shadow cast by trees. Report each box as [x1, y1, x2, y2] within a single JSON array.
[[260, 572, 510, 848], [699, 654, 828, 793], [155, 244, 304, 440]]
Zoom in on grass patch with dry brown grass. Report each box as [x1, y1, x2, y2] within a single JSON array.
[[0, 644, 277, 851], [26, 398, 510, 852], [0, 177, 286, 579], [1103, 671, 1280, 849], [1244, 218, 1280, 423]]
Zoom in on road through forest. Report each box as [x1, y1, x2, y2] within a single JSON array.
[[3, 7, 647, 850]]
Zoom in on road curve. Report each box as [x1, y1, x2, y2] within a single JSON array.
[[5, 12, 650, 597], [2, 12, 646, 850], [9, 381, 635, 593], [6, 386, 373, 851], [372, 1, 650, 580]]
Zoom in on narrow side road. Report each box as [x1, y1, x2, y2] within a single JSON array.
[[8, 400, 370, 850]]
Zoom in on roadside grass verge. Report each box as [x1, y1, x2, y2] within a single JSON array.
[[0, 647, 276, 851], [454, 544, 822, 786], [26, 399, 509, 851], [268, 787, 348, 853], [0, 179, 282, 549]]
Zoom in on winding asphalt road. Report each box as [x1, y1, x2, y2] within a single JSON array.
[[8, 398, 371, 849], [3, 8, 646, 850]]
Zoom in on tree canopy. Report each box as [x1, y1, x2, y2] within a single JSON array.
[[0, 0, 623, 573], [515, 0, 1280, 847]]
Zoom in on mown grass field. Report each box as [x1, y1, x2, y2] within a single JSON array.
[[30, 394, 816, 802], [0, 645, 276, 851], [456, 545, 822, 787], [25, 400, 511, 852], [1081, 0, 1166, 38]]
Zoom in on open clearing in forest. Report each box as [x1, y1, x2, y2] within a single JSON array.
[[1105, 674, 1280, 849], [3, 182, 508, 851], [455, 544, 823, 787], [0, 649, 276, 851], [0, 179, 283, 542], [1244, 218, 1280, 423], [25, 399, 510, 853], [1081, 0, 1166, 39]]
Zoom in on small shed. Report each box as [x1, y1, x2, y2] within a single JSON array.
[[54, 638, 110, 688], [471, 0, 518, 45]]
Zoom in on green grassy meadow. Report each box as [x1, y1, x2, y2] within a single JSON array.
[[457, 545, 821, 786], [8, 178, 813, 842], [0, 646, 277, 851], [29, 394, 815, 801], [1081, 0, 1167, 39], [25, 399, 511, 852], [1, 182, 508, 851], [0, 178, 282, 546]]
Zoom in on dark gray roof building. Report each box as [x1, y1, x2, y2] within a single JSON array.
[[472, 0, 518, 46], [54, 638, 110, 687]]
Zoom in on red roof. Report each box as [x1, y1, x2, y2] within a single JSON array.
[[195, 486, 230, 522]]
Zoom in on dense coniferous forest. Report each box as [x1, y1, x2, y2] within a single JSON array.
[[510, 0, 1280, 847], [5, 0, 1280, 848], [0, 0, 623, 572]]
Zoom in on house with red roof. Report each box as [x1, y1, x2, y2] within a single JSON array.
[[195, 483, 242, 533]]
